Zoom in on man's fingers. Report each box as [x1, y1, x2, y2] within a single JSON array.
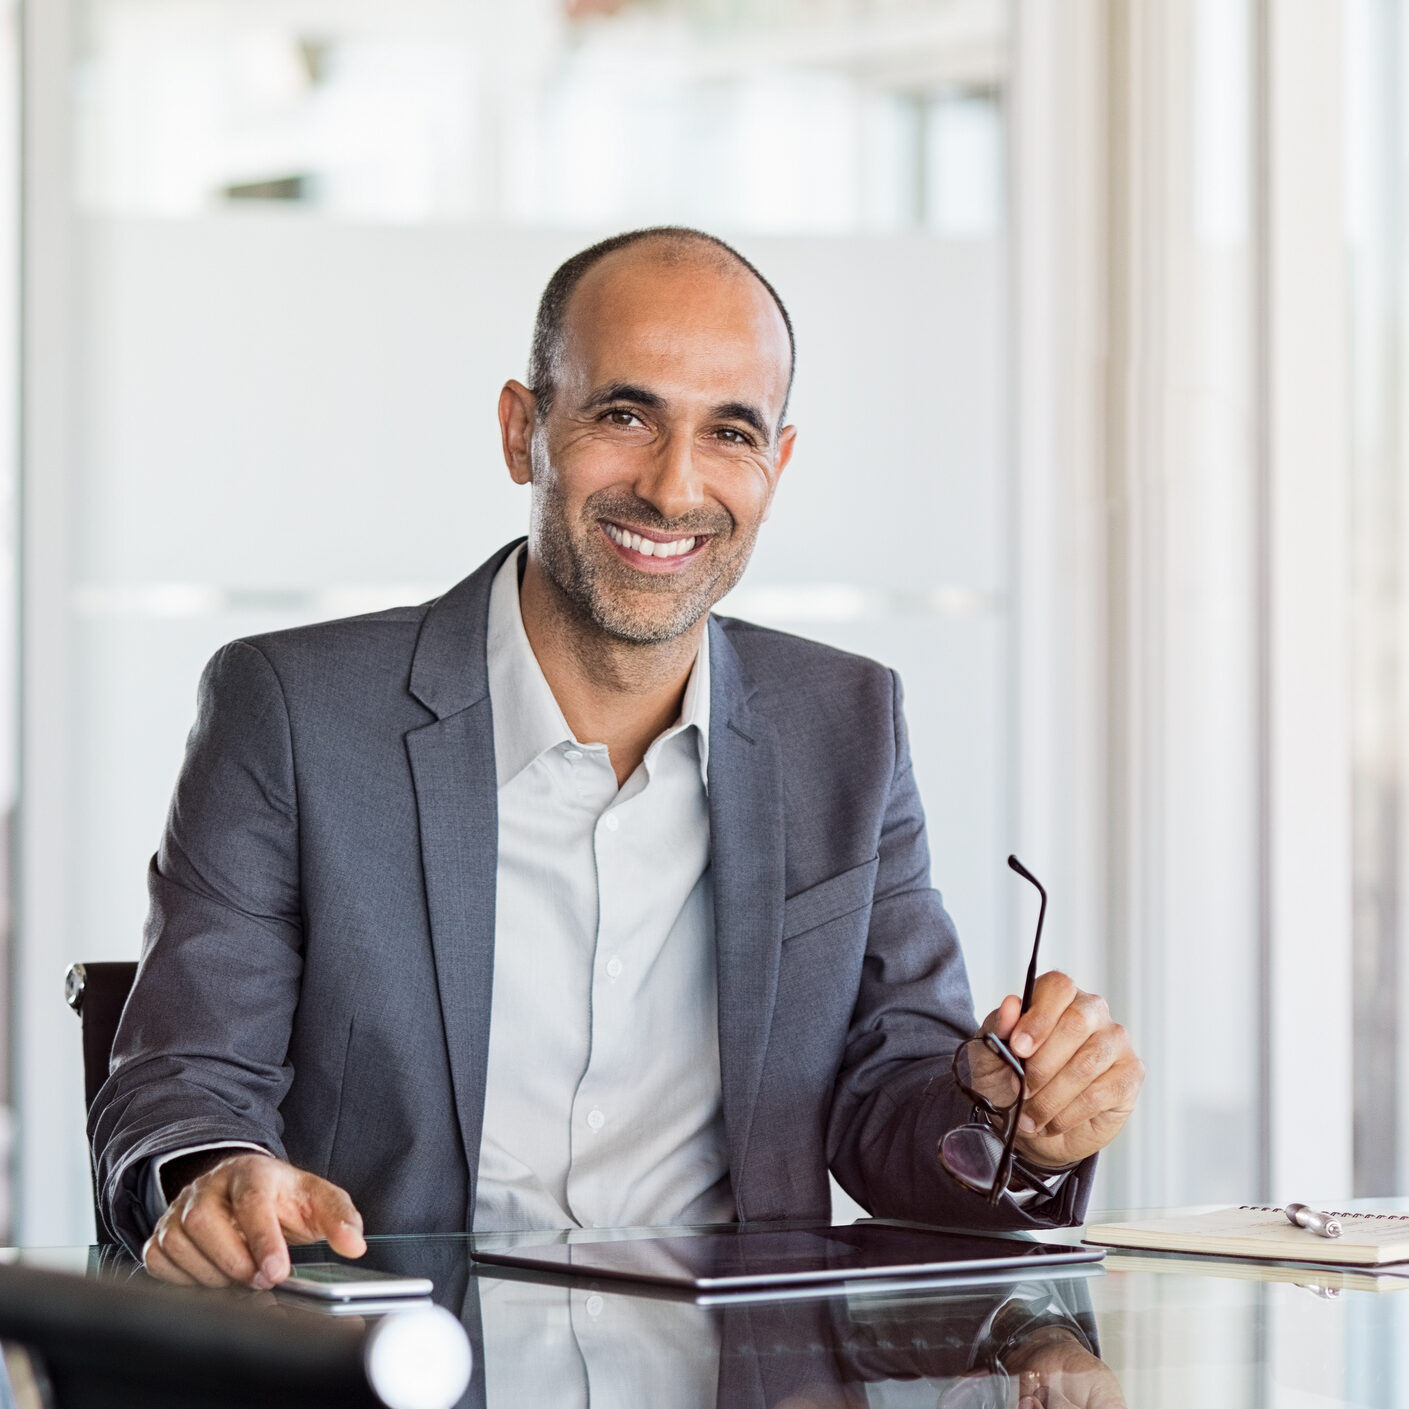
[[270, 1172, 366, 1261], [227, 1165, 293, 1288], [177, 1191, 260, 1285], [301, 1180, 366, 1260], [1008, 971, 1080, 1058], [152, 1216, 235, 1288], [1020, 1014, 1123, 1127], [326, 1218, 368, 1260], [142, 1235, 199, 1287], [1037, 1057, 1145, 1138]]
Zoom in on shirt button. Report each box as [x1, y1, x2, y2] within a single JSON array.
[[606, 956, 623, 979], [585, 1295, 604, 1317], [586, 1109, 605, 1131], [564, 748, 583, 763], [603, 813, 619, 832]]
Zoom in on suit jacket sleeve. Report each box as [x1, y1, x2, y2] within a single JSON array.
[[89, 640, 302, 1252], [825, 670, 1095, 1230]]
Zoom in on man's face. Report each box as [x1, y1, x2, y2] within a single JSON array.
[[517, 249, 796, 645]]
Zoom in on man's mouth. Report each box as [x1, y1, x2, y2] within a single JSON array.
[[601, 521, 707, 562]]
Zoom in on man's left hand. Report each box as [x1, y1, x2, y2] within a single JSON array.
[[980, 972, 1144, 1169]]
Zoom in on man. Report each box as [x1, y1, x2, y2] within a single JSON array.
[[91, 227, 1143, 1289]]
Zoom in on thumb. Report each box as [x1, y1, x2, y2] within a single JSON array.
[[981, 994, 1022, 1040]]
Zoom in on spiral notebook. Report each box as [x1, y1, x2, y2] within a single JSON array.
[[1085, 1206, 1409, 1267]]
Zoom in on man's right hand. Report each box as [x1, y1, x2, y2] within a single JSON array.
[[142, 1152, 366, 1289]]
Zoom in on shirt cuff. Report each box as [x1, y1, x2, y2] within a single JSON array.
[[142, 1142, 269, 1227], [1003, 1154, 1076, 1210]]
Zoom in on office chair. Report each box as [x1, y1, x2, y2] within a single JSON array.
[[64, 960, 138, 1235]]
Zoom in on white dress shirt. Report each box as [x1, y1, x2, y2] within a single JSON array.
[[474, 546, 732, 1231]]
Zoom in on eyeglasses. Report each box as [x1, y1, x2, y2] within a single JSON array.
[[939, 855, 1047, 1205]]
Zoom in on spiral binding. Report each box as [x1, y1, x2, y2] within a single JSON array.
[[1239, 1205, 1409, 1223]]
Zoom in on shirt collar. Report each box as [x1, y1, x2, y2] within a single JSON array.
[[485, 546, 710, 789]]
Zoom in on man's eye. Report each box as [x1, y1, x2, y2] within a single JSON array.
[[715, 427, 753, 446], [605, 409, 643, 427]]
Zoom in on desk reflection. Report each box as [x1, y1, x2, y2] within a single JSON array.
[[92, 1235, 1129, 1409], [466, 1269, 1124, 1409], [66, 1221, 1409, 1409]]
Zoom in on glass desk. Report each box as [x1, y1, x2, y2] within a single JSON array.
[[6, 1219, 1409, 1408]]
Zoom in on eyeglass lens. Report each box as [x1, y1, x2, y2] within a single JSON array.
[[938, 1123, 1009, 1196], [953, 1035, 1024, 1115]]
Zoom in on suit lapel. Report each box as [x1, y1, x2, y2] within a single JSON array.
[[405, 541, 520, 1222], [708, 619, 786, 1211], [406, 704, 498, 1214]]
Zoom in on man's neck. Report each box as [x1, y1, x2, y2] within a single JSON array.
[[517, 554, 704, 787]]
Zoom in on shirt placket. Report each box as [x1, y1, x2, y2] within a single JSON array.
[[564, 741, 623, 1225]]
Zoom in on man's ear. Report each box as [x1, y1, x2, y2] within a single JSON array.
[[762, 424, 797, 522], [499, 380, 538, 484]]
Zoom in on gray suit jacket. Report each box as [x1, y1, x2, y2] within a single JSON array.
[[91, 542, 1093, 1252]]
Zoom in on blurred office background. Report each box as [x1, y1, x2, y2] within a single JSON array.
[[0, 0, 1399, 1249]]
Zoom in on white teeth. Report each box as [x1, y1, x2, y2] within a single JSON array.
[[605, 524, 698, 558]]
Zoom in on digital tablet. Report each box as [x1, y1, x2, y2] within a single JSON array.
[[472, 1223, 1104, 1291]]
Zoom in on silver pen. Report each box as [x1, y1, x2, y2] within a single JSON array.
[[1285, 1203, 1342, 1239]]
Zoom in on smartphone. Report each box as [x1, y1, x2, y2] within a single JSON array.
[[278, 1262, 434, 1301], [279, 1296, 434, 1317]]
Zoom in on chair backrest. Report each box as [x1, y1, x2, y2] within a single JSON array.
[[66, 961, 139, 1240], [64, 961, 138, 1111]]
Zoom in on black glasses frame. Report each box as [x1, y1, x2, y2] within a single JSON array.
[[942, 854, 1047, 1205]]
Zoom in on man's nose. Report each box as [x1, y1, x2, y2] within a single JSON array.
[[635, 430, 706, 521]]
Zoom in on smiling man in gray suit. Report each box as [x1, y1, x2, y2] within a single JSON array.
[[91, 228, 1144, 1288]]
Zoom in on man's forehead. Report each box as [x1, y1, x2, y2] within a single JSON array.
[[556, 244, 791, 398], [572, 237, 760, 305]]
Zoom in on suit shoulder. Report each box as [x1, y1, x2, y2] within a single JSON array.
[[712, 613, 894, 697], [217, 598, 436, 686]]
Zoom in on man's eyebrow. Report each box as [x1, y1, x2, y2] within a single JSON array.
[[580, 382, 667, 412], [580, 384, 772, 440], [711, 401, 771, 440]]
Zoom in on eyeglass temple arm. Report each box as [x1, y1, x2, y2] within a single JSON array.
[[1007, 854, 1046, 1015], [983, 1036, 1028, 1206], [989, 1112, 1024, 1206]]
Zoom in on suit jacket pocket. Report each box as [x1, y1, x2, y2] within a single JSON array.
[[782, 855, 880, 942]]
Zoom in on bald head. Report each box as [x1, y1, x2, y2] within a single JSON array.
[[527, 227, 796, 430]]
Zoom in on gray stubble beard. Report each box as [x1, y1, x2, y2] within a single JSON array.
[[527, 434, 758, 647]]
